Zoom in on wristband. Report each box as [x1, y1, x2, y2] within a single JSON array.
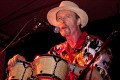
[[72, 64, 76, 72]]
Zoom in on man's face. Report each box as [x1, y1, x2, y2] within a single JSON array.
[[56, 10, 81, 37]]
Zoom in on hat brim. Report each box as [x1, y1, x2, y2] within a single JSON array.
[[47, 6, 88, 28]]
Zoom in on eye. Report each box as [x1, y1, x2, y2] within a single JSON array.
[[66, 15, 71, 18], [57, 17, 62, 21]]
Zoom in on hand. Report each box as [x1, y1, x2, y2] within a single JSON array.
[[7, 54, 26, 67]]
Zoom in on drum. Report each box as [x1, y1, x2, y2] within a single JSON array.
[[7, 61, 33, 80], [33, 54, 69, 80]]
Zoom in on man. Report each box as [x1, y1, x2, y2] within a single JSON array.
[[47, 1, 112, 80], [7, 1, 112, 80]]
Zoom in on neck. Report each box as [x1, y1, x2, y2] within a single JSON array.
[[66, 29, 82, 48]]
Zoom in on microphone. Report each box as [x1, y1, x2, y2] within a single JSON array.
[[34, 18, 60, 33]]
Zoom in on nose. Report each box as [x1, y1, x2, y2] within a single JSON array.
[[57, 17, 66, 28], [59, 18, 65, 24]]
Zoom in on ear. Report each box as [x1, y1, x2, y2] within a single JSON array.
[[77, 18, 81, 26]]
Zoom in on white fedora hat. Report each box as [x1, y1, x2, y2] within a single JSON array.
[[47, 1, 88, 28]]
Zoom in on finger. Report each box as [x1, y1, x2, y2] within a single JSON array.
[[16, 54, 26, 61]]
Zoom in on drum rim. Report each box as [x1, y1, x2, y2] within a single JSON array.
[[40, 54, 68, 63], [35, 74, 62, 80]]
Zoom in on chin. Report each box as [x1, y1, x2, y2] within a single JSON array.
[[61, 31, 70, 37], [62, 34, 69, 37]]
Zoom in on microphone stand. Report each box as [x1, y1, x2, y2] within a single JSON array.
[[7, 32, 31, 48], [0, 31, 34, 57], [0, 19, 36, 56], [77, 30, 118, 80]]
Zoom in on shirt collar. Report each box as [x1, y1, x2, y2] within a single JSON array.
[[75, 32, 88, 48]]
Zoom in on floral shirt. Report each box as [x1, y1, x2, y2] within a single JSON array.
[[48, 32, 112, 80]]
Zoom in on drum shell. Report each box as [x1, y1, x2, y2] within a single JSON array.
[[7, 62, 33, 80], [33, 54, 69, 80]]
